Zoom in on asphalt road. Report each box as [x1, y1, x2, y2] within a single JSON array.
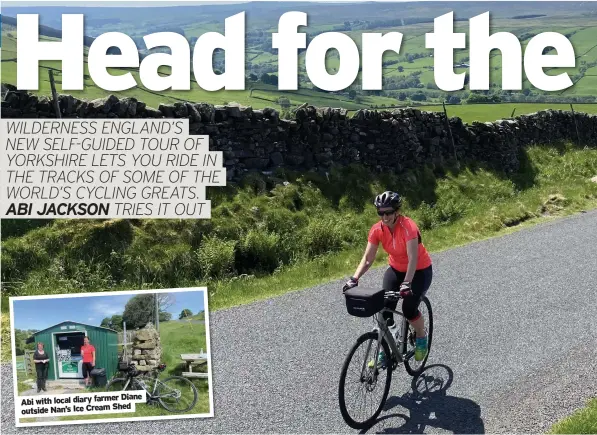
[[3, 210, 597, 433]]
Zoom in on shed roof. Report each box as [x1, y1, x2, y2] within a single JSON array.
[[30, 320, 118, 335]]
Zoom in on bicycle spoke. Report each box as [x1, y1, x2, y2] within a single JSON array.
[[340, 335, 390, 427], [156, 376, 198, 413]]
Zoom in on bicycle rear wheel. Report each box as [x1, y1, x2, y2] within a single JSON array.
[[338, 331, 393, 429], [157, 376, 198, 413], [403, 296, 433, 376]]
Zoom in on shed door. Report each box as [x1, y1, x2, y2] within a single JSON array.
[[55, 332, 85, 379]]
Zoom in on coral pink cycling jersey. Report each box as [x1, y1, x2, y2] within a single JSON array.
[[367, 216, 432, 272]]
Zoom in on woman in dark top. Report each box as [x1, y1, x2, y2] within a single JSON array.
[[33, 342, 50, 393]]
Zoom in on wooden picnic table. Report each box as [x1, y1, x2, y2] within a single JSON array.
[[180, 352, 209, 379]]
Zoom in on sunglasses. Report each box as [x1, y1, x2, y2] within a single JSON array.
[[377, 209, 396, 216]]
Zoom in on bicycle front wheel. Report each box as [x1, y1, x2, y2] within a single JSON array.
[[403, 296, 433, 376], [338, 331, 393, 429], [157, 376, 199, 413]]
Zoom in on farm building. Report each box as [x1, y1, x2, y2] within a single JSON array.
[[26, 321, 118, 381]]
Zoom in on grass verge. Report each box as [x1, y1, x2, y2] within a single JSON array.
[[2, 144, 597, 316], [205, 143, 597, 310], [550, 398, 597, 434]]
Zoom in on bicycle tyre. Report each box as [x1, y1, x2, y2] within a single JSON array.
[[404, 296, 433, 376], [158, 376, 199, 413], [338, 331, 393, 429], [105, 378, 128, 392]]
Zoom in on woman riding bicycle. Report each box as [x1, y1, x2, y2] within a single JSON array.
[[343, 190, 433, 361]]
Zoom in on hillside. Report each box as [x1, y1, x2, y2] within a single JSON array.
[[2, 1, 597, 113], [2, 87, 597, 311]]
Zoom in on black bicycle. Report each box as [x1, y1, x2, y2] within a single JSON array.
[[339, 286, 433, 429], [106, 360, 198, 413]]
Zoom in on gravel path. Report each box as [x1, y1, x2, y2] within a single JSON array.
[[3, 210, 596, 433]]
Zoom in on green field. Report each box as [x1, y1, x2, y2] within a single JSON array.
[[423, 103, 597, 123], [3, 5, 597, 114]]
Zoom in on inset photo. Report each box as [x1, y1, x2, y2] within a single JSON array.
[[10, 287, 213, 427]]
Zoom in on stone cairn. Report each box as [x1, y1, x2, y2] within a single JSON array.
[[129, 322, 161, 372]]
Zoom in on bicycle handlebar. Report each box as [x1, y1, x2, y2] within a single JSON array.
[[384, 290, 412, 300]]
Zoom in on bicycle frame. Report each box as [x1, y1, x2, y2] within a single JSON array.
[[367, 306, 410, 373], [119, 372, 160, 399]]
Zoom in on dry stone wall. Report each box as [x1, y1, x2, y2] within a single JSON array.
[[127, 323, 161, 372], [3, 83, 597, 180]]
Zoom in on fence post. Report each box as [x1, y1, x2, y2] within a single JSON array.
[[155, 293, 159, 333], [48, 70, 61, 119], [570, 103, 581, 146], [442, 101, 459, 168], [123, 321, 128, 362]]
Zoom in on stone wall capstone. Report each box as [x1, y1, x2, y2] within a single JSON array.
[[3, 83, 597, 180]]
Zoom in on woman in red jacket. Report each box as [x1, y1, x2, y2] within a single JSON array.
[[343, 191, 433, 361]]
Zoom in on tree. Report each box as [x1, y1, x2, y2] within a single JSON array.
[[179, 309, 193, 319], [398, 66, 404, 73], [348, 89, 357, 100], [157, 293, 175, 312], [123, 295, 154, 329], [100, 314, 123, 331], [122, 294, 173, 329], [13, 329, 38, 356], [100, 317, 111, 328], [278, 96, 291, 109], [410, 92, 427, 101], [111, 315, 124, 331]]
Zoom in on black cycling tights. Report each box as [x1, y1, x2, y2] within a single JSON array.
[[382, 265, 433, 326]]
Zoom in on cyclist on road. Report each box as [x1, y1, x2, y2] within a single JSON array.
[[343, 191, 433, 361]]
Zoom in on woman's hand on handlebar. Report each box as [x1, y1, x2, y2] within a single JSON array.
[[399, 281, 412, 298], [342, 276, 358, 292]]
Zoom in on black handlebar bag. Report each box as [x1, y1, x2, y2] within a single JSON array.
[[344, 287, 385, 317]]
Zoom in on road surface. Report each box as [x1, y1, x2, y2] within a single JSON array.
[[2, 210, 597, 433]]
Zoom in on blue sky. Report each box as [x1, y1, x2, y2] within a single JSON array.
[[12, 290, 205, 331]]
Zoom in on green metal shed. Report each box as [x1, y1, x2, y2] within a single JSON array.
[[27, 321, 118, 381]]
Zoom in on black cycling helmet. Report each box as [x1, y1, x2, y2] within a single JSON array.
[[374, 191, 402, 210]]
